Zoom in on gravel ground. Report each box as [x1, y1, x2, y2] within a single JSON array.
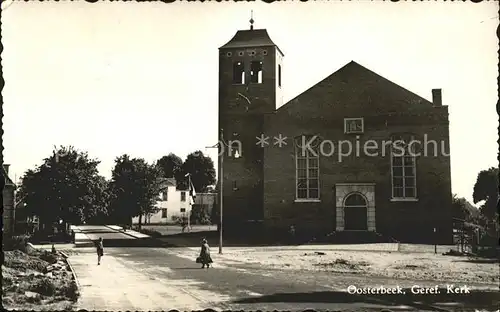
[[172, 246, 499, 285]]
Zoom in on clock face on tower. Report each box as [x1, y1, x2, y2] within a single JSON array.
[[237, 89, 252, 112]]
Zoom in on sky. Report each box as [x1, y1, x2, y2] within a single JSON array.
[[2, 1, 498, 205]]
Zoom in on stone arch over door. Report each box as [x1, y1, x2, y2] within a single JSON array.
[[343, 192, 368, 230], [335, 183, 376, 231]]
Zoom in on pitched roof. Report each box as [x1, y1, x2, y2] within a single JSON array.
[[277, 60, 434, 113], [194, 193, 216, 205], [157, 177, 176, 191], [219, 29, 284, 56], [464, 201, 480, 218], [3, 165, 15, 186]]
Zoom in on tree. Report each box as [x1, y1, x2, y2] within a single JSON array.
[[85, 176, 111, 224], [109, 155, 163, 230], [452, 194, 481, 224], [157, 153, 184, 182], [18, 146, 109, 229], [190, 205, 211, 225], [181, 151, 216, 192], [211, 181, 220, 228], [472, 167, 499, 220], [452, 194, 469, 221]]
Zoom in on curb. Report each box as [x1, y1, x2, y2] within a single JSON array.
[[75, 242, 95, 248], [73, 229, 94, 248], [26, 242, 37, 252], [64, 252, 82, 290], [59, 250, 69, 259], [104, 225, 150, 239]]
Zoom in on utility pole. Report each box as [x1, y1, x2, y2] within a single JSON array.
[[434, 227, 437, 254], [187, 173, 189, 232], [206, 128, 229, 255], [219, 128, 224, 254]]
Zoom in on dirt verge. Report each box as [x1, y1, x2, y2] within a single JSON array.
[[2, 248, 80, 310]]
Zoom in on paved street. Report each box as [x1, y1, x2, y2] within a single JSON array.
[[120, 248, 500, 311], [143, 224, 217, 236], [72, 225, 133, 241], [70, 247, 500, 311], [66, 226, 499, 311]]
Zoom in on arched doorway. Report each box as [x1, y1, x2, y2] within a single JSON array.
[[343, 193, 368, 230]]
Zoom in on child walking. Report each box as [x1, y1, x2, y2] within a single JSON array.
[[96, 237, 104, 265]]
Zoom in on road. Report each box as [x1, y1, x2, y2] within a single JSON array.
[[74, 225, 133, 241], [68, 226, 500, 311]]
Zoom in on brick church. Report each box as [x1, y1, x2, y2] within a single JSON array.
[[218, 21, 453, 244]]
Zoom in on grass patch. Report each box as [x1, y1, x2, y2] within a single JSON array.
[[133, 227, 162, 238]]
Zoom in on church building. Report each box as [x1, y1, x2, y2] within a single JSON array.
[[217, 20, 453, 244]]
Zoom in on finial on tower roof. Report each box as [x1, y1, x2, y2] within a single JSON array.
[[249, 10, 254, 30]]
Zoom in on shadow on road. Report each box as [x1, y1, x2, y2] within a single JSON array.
[[454, 258, 500, 264], [157, 231, 299, 248], [232, 289, 500, 311], [79, 230, 119, 234], [91, 237, 176, 248]]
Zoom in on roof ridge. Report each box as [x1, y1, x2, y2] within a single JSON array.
[[277, 60, 433, 112]]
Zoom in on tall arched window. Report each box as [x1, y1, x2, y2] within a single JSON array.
[[391, 133, 417, 199], [295, 135, 320, 200]]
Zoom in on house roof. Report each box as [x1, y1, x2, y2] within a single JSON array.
[[194, 193, 216, 204], [3, 165, 15, 187], [277, 60, 434, 113], [464, 201, 480, 218], [157, 177, 176, 190], [219, 29, 284, 56]]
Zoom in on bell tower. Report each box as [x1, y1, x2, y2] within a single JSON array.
[[218, 14, 284, 233]]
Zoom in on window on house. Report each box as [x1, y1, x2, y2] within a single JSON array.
[[181, 191, 186, 202], [162, 191, 168, 201], [295, 135, 321, 200], [391, 134, 417, 199], [161, 209, 167, 218], [233, 61, 245, 84], [344, 118, 364, 134], [250, 61, 263, 84], [278, 64, 281, 87]]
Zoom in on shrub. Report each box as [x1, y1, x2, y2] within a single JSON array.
[[3, 235, 31, 252], [171, 215, 188, 226], [136, 228, 162, 238], [3, 273, 13, 286], [63, 280, 79, 301], [25, 293, 42, 303], [190, 206, 211, 225], [479, 233, 499, 247], [39, 251, 58, 264], [30, 278, 56, 296]]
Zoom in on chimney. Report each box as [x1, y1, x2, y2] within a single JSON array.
[[3, 164, 9, 174], [432, 89, 442, 106]]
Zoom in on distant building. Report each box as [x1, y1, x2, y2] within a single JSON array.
[[2, 164, 16, 237], [217, 22, 453, 244], [132, 178, 190, 224], [193, 192, 216, 217]]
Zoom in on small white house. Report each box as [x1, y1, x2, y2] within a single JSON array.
[[132, 178, 191, 224]]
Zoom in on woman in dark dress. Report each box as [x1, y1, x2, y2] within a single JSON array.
[[199, 238, 213, 268]]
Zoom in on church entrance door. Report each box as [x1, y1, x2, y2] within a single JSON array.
[[343, 193, 368, 231]]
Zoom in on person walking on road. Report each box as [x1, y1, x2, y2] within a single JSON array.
[[96, 237, 104, 265], [198, 238, 213, 269]]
